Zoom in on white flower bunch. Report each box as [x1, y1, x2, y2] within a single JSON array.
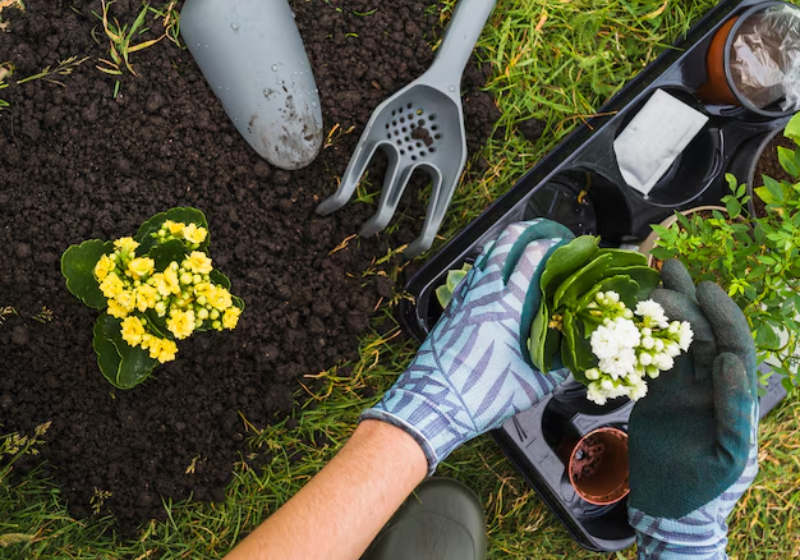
[[583, 291, 693, 405]]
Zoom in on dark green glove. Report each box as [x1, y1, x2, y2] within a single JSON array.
[[628, 259, 758, 519]]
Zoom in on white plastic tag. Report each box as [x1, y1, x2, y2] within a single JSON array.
[[613, 89, 709, 196]]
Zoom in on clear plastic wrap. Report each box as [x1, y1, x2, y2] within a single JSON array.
[[729, 5, 800, 111]]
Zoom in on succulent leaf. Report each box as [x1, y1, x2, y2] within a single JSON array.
[[149, 239, 189, 271], [553, 252, 614, 310], [540, 235, 599, 299], [93, 314, 157, 389], [435, 264, 473, 309], [61, 239, 113, 310], [210, 269, 231, 289], [135, 207, 209, 254]]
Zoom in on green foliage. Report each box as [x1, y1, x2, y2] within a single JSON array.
[[529, 236, 658, 375], [60, 239, 114, 310], [653, 113, 800, 392], [434, 263, 473, 309], [93, 314, 158, 389], [61, 207, 241, 390], [135, 207, 209, 254]]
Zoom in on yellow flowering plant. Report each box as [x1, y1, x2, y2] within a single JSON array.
[[61, 207, 244, 389]]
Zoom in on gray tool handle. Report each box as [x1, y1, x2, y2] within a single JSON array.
[[426, 0, 498, 89], [180, 0, 323, 170]]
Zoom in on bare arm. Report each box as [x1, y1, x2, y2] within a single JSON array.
[[223, 420, 427, 560]]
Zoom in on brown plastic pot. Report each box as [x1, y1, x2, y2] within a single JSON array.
[[568, 427, 630, 506], [638, 205, 728, 268]]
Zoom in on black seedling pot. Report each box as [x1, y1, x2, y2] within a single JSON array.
[[401, 0, 790, 551]]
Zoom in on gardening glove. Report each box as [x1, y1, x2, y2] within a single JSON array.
[[628, 259, 759, 560], [361, 219, 574, 474]]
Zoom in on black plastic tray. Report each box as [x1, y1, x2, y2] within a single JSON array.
[[401, 0, 790, 551]]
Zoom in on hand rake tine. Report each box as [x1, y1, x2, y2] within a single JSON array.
[[316, 132, 380, 216], [405, 166, 461, 258], [359, 153, 416, 238]]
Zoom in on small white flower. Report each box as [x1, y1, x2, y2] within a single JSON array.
[[585, 368, 601, 381], [641, 327, 652, 337], [646, 365, 660, 379], [623, 308, 633, 319], [654, 339, 665, 352], [636, 299, 670, 328], [677, 321, 694, 351], [591, 324, 620, 360], [641, 336, 655, 350], [638, 352, 653, 366], [599, 347, 637, 380], [654, 353, 674, 371], [627, 377, 648, 401], [607, 291, 620, 304], [611, 317, 641, 349], [665, 342, 681, 358], [587, 381, 608, 405], [668, 321, 680, 334]]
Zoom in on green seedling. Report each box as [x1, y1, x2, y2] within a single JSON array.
[[16, 55, 89, 86], [653, 112, 800, 393], [30, 307, 53, 324], [148, 0, 181, 47], [94, 0, 165, 94]]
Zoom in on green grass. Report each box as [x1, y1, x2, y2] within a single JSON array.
[[3, 0, 800, 558]]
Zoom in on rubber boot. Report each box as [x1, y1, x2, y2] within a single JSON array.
[[362, 478, 487, 560]]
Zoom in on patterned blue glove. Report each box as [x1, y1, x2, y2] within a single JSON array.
[[361, 219, 574, 474]]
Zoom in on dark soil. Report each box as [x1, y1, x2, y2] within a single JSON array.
[[0, 0, 500, 532], [570, 436, 605, 482], [752, 132, 795, 217]]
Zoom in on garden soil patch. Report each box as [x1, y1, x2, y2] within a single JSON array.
[[0, 0, 501, 531]]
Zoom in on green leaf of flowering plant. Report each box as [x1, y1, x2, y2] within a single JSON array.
[[135, 207, 209, 254], [93, 313, 158, 389], [210, 269, 231, 289], [529, 299, 561, 373], [552, 252, 614, 309], [61, 239, 114, 310], [149, 239, 189, 271], [540, 235, 599, 299]]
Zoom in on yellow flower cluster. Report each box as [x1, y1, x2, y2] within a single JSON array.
[[158, 220, 208, 246], [93, 222, 241, 364], [120, 316, 178, 363]]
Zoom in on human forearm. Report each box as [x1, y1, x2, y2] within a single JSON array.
[[223, 419, 427, 560]]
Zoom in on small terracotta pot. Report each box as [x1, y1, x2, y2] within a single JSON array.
[[697, 2, 800, 117], [697, 16, 740, 106], [638, 205, 728, 268], [568, 427, 629, 506]]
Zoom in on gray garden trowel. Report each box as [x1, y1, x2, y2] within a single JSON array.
[[316, 0, 498, 257], [180, 0, 323, 170]]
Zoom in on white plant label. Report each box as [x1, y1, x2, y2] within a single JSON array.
[[613, 89, 709, 196]]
